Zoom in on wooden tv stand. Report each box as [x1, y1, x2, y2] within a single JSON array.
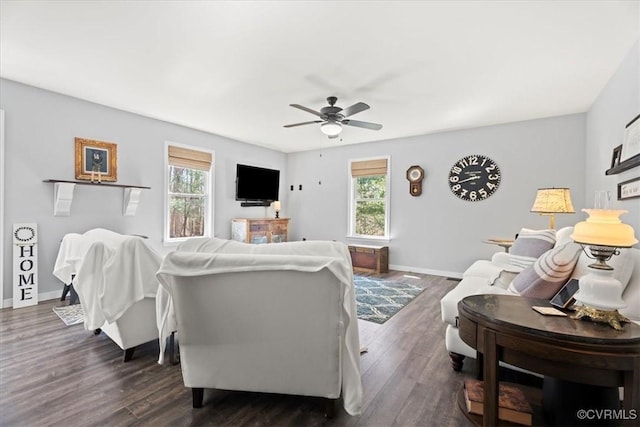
[[231, 218, 289, 244]]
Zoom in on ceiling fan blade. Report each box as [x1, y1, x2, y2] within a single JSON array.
[[341, 102, 370, 118], [283, 120, 322, 128], [289, 104, 323, 117], [342, 119, 383, 131]]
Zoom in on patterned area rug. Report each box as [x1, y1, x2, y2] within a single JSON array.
[[50, 278, 423, 326], [354, 275, 425, 324], [53, 304, 85, 326]]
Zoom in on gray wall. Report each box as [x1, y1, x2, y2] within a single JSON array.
[[0, 79, 287, 303], [586, 40, 640, 232], [286, 114, 587, 276]]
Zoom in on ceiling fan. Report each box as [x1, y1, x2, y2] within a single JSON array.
[[284, 96, 383, 138]]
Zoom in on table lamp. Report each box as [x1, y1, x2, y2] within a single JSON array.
[[530, 188, 575, 229], [272, 201, 281, 218], [571, 209, 638, 330]]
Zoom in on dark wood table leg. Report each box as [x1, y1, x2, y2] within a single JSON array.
[[483, 328, 499, 427], [476, 351, 484, 380]]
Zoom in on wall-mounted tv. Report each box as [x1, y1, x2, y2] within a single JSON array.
[[235, 164, 280, 206]]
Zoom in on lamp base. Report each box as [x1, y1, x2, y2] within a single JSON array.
[[571, 305, 630, 330]]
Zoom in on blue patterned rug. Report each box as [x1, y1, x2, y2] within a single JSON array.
[[354, 275, 425, 324]]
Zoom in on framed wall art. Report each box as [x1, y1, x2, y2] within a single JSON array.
[[621, 114, 640, 162], [617, 176, 640, 201], [74, 137, 117, 182], [610, 144, 623, 168]]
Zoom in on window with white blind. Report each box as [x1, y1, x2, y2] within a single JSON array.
[[349, 157, 390, 239], [165, 143, 214, 242]]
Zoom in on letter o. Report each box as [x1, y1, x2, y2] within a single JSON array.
[[19, 259, 33, 272]]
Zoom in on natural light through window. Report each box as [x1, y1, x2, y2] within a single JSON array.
[[165, 144, 213, 242], [349, 157, 389, 239]]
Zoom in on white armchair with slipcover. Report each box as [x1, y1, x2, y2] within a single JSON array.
[[53, 228, 162, 361], [155, 238, 363, 417]]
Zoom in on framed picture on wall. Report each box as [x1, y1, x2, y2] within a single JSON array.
[[617, 176, 640, 201], [611, 144, 623, 168], [74, 137, 118, 182], [621, 114, 640, 162]]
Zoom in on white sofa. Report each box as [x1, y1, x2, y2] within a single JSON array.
[[440, 227, 640, 371], [155, 238, 364, 417], [54, 229, 162, 362]]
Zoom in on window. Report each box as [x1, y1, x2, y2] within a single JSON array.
[[165, 144, 213, 242], [349, 157, 389, 239]]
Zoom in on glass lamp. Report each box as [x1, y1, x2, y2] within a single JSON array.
[[571, 209, 638, 329], [320, 120, 342, 137], [530, 188, 575, 229]]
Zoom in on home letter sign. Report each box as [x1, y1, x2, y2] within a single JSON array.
[[13, 223, 38, 308]]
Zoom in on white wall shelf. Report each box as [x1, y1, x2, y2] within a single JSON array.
[[43, 179, 151, 216]]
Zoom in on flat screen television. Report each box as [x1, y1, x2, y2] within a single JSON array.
[[235, 164, 280, 205]]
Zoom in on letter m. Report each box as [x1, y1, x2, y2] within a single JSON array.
[[19, 274, 35, 286]]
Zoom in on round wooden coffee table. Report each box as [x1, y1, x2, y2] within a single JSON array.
[[458, 294, 640, 426]]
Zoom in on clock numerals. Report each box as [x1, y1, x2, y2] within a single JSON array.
[[448, 155, 501, 202]]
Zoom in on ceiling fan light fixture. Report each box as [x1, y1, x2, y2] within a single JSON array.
[[320, 121, 342, 136]]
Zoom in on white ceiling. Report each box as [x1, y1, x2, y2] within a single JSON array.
[[1, 1, 639, 153]]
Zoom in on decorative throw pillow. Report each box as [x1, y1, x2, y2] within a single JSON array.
[[508, 242, 582, 299], [508, 228, 556, 268], [553, 226, 574, 248]]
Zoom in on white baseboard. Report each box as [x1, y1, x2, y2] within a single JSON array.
[[389, 264, 463, 280], [2, 290, 61, 308]]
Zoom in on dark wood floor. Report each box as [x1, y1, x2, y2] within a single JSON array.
[[0, 271, 477, 426]]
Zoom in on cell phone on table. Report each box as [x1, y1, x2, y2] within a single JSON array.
[[550, 278, 579, 309]]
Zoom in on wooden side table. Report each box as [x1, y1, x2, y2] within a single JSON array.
[[482, 238, 515, 253], [458, 295, 640, 426]]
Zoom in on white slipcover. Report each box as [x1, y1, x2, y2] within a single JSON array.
[[53, 229, 162, 351], [156, 238, 363, 416]]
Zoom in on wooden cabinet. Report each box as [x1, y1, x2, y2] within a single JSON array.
[[231, 218, 290, 244]]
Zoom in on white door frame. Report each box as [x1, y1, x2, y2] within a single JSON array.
[[1, 110, 5, 308]]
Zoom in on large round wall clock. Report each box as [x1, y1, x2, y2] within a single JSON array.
[[448, 154, 501, 201]]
